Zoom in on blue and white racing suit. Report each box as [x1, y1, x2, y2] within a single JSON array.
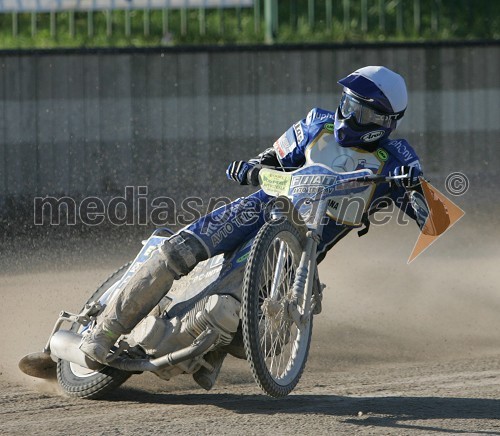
[[182, 108, 423, 261]]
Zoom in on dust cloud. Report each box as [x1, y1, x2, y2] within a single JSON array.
[[1, 205, 498, 391]]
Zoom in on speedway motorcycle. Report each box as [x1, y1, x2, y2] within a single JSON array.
[[20, 160, 405, 399]]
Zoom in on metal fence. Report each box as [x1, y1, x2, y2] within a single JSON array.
[[0, 0, 497, 44], [0, 1, 253, 12], [0, 0, 254, 39]]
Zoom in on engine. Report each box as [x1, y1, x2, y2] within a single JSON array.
[[130, 294, 240, 378]]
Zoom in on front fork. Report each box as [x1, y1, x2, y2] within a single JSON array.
[[288, 230, 320, 329]]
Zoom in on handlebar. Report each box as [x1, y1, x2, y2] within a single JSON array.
[[345, 173, 409, 184], [249, 165, 409, 187]]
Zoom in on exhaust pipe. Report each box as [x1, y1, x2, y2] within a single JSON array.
[[49, 330, 103, 371], [49, 329, 219, 373], [108, 329, 219, 372]]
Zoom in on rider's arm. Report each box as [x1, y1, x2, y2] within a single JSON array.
[[226, 147, 282, 185], [391, 164, 450, 236], [226, 148, 283, 186], [248, 147, 281, 167], [227, 109, 316, 185]]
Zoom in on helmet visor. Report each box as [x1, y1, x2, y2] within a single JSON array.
[[340, 92, 397, 129]]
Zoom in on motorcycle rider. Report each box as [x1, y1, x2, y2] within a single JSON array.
[[79, 66, 448, 389]]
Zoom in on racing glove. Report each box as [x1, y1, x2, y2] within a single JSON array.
[[392, 165, 422, 189], [226, 161, 254, 185]]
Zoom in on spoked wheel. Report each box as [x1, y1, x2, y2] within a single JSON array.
[[57, 263, 132, 399], [242, 218, 313, 397]]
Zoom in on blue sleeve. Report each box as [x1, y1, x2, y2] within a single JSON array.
[[384, 138, 421, 170], [383, 138, 423, 224], [272, 120, 308, 168]]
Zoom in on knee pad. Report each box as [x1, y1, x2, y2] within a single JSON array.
[[160, 232, 209, 278]]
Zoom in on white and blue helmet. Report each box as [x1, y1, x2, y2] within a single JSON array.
[[334, 66, 408, 146]]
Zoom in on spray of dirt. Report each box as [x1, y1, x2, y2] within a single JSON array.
[[1, 209, 498, 393]]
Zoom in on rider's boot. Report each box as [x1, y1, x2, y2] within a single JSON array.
[[79, 233, 207, 364], [192, 350, 227, 390]]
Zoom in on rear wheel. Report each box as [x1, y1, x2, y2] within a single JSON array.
[[242, 219, 313, 397], [57, 263, 132, 399]]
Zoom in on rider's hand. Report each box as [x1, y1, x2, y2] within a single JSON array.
[[392, 165, 422, 189], [246, 166, 261, 187], [226, 161, 253, 185]]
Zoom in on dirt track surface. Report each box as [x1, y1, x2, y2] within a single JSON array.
[[1, 219, 499, 435], [2, 356, 500, 435]]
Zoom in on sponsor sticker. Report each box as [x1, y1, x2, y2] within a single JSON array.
[[293, 122, 305, 143], [273, 132, 296, 159], [361, 130, 385, 142], [389, 139, 415, 162], [376, 148, 389, 161], [273, 137, 287, 158], [312, 111, 335, 122], [324, 123, 335, 133], [259, 169, 292, 197], [274, 139, 286, 158], [236, 252, 250, 263]]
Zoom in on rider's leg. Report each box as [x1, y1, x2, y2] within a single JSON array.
[[80, 190, 270, 365], [79, 232, 208, 363], [315, 219, 352, 264], [185, 190, 270, 256], [187, 191, 271, 389]]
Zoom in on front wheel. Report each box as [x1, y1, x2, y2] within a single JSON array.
[[242, 218, 313, 397], [57, 263, 132, 399]]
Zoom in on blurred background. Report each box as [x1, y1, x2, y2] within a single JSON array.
[[0, 0, 498, 47], [1, 0, 499, 391], [0, 0, 498, 264]]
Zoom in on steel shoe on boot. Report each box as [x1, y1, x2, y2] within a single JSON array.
[[192, 350, 227, 391], [79, 327, 120, 364]]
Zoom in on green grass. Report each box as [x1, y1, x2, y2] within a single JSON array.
[[0, 1, 498, 50]]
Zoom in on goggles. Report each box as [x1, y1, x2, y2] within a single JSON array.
[[340, 92, 402, 129]]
